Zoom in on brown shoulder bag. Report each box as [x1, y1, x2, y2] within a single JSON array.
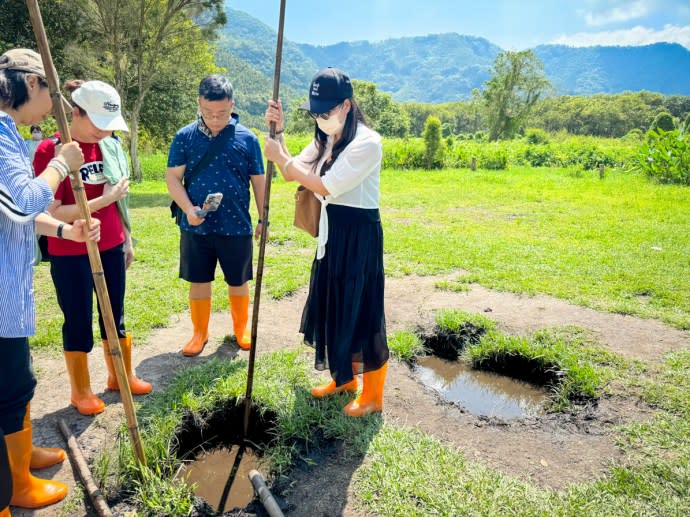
[[294, 185, 320, 238]]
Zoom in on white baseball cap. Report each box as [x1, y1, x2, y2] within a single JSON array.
[[71, 80, 129, 132]]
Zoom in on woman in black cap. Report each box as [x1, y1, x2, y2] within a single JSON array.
[[265, 67, 388, 417]]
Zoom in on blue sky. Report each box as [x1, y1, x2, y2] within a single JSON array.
[[226, 0, 690, 49]]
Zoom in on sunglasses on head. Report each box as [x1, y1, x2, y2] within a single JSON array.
[[309, 103, 343, 121]]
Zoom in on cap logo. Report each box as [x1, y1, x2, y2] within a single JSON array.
[[311, 81, 320, 97], [102, 101, 119, 112]]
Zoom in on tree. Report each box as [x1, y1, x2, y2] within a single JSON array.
[[483, 50, 551, 141], [76, 0, 225, 179], [0, 0, 88, 75], [353, 80, 410, 137], [422, 115, 442, 169]]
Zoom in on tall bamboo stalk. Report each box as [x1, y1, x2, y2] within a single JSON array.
[[25, 0, 146, 466], [244, 0, 287, 436]]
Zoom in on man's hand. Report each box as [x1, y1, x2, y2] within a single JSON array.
[[186, 206, 205, 226]]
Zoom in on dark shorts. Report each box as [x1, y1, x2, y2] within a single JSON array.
[[180, 231, 253, 286]]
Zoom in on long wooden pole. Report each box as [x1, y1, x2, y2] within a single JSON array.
[[244, 0, 287, 437], [25, 0, 146, 466]]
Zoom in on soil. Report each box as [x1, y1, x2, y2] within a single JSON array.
[[15, 274, 689, 517]]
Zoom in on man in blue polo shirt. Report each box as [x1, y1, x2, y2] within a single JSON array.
[[166, 74, 266, 356]]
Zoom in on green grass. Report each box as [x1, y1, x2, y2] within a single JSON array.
[[30, 163, 690, 350], [114, 350, 383, 515], [435, 308, 497, 334], [388, 331, 425, 362], [466, 325, 627, 409]]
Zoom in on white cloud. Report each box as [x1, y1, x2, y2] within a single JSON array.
[[584, 0, 650, 26], [552, 24, 690, 49]]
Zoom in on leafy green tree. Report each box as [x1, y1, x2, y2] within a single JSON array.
[[684, 113, 690, 130], [0, 0, 88, 76], [75, 0, 225, 179], [422, 115, 442, 169], [483, 50, 551, 141], [353, 80, 410, 137]]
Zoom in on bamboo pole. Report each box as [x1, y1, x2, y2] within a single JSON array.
[[25, 0, 146, 466], [58, 419, 113, 517], [244, 0, 287, 437]]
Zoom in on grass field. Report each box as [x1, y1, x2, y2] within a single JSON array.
[[33, 162, 688, 516], [31, 164, 690, 351]]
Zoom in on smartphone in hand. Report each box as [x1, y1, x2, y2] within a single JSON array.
[[195, 192, 223, 218]]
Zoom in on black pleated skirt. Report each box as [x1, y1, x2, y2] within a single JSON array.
[[300, 204, 388, 387]]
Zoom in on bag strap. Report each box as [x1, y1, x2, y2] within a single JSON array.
[[182, 124, 235, 189]]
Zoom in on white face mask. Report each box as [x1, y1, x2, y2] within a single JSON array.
[[316, 109, 346, 136]]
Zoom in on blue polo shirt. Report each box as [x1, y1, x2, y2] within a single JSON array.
[[167, 114, 264, 236]]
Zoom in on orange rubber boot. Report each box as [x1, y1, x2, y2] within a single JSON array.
[[6, 426, 68, 508], [23, 404, 65, 470], [311, 377, 358, 399], [103, 334, 152, 395], [182, 298, 211, 357], [229, 295, 251, 350], [63, 351, 105, 416], [343, 362, 388, 417]]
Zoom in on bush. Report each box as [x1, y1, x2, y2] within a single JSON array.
[[638, 128, 690, 185], [525, 128, 549, 145], [684, 113, 690, 131], [622, 128, 644, 142], [650, 112, 675, 133], [422, 116, 443, 169], [478, 145, 508, 170]]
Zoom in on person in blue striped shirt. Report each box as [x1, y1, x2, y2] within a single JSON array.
[[0, 48, 100, 513]]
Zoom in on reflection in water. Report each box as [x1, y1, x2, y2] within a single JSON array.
[[415, 356, 548, 418], [178, 445, 260, 511]]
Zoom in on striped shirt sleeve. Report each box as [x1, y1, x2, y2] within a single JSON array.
[[0, 122, 53, 222]]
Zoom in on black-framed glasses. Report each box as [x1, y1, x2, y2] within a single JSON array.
[[309, 103, 342, 121]]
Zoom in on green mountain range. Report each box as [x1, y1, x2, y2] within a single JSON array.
[[217, 6, 690, 105]]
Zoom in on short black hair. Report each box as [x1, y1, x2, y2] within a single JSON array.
[[198, 74, 233, 101], [0, 68, 47, 110], [30, 124, 41, 132]]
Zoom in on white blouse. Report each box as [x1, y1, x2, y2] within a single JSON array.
[[293, 123, 383, 259]]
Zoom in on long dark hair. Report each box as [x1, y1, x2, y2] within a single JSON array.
[[0, 69, 47, 110], [311, 98, 369, 175]]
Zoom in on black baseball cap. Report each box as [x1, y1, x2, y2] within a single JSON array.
[[300, 67, 353, 114]]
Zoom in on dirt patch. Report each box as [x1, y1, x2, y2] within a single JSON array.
[[16, 274, 687, 516]]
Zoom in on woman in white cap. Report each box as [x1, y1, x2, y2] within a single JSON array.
[[264, 68, 389, 417], [33, 79, 152, 418], [0, 48, 101, 513]]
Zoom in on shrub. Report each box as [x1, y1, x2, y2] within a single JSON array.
[[650, 112, 675, 133], [638, 128, 690, 185], [422, 115, 443, 169], [622, 128, 644, 142], [684, 113, 690, 131], [525, 128, 549, 145], [478, 145, 508, 170]]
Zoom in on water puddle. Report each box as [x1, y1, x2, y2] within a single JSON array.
[[414, 356, 548, 418], [178, 445, 261, 513]]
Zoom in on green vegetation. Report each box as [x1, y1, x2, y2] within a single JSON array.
[[483, 50, 551, 141], [422, 115, 443, 168], [650, 112, 676, 133], [388, 331, 425, 362], [466, 326, 625, 409], [638, 127, 690, 185], [30, 147, 690, 351], [112, 351, 383, 515]]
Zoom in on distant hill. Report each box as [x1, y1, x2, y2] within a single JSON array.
[[534, 43, 690, 96], [218, 6, 690, 104]]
